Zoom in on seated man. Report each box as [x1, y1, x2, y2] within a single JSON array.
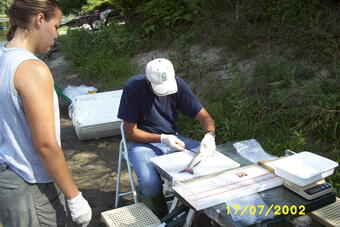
[[118, 58, 216, 218]]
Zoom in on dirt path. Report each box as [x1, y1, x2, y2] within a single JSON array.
[[46, 50, 133, 227]]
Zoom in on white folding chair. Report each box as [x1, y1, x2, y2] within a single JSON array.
[[114, 122, 138, 208]]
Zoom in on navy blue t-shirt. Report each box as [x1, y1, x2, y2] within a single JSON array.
[[118, 74, 203, 134]]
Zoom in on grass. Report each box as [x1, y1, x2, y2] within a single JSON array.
[[175, 56, 339, 193], [59, 1, 340, 195], [59, 22, 141, 89], [57, 26, 68, 34]]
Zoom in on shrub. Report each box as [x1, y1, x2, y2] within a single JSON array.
[[59, 22, 141, 88]]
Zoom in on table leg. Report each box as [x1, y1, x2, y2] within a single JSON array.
[[183, 209, 196, 227], [169, 197, 179, 212]]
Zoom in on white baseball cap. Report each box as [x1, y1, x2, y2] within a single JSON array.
[[145, 58, 178, 96]]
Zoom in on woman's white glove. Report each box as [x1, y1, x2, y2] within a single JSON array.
[[200, 133, 216, 158], [160, 134, 185, 151], [67, 192, 92, 226]]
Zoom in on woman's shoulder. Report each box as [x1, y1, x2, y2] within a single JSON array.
[[18, 59, 51, 78], [14, 59, 52, 89], [12, 59, 53, 101], [2, 47, 46, 67]]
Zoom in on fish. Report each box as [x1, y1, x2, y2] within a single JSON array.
[[179, 150, 205, 175]]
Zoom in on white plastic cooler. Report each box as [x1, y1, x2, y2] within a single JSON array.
[[70, 90, 123, 140]]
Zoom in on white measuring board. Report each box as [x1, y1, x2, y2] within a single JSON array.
[[151, 150, 240, 182], [173, 165, 283, 211]]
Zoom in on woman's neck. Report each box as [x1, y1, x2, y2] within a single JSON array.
[[6, 28, 36, 53]]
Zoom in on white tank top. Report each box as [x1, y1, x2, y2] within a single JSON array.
[[0, 43, 60, 183]]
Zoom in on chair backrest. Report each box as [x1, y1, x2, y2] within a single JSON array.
[[120, 122, 130, 161], [115, 121, 138, 207]]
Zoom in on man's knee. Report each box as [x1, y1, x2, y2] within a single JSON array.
[[128, 142, 165, 196], [138, 179, 163, 197]]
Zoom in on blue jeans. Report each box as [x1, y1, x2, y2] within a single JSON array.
[[128, 135, 200, 197]]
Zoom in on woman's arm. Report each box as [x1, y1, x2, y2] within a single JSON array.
[[14, 60, 79, 200]]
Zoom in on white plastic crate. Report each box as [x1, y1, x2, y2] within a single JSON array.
[[101, 202, 160, 227], [310, 197, 340, 227], [70, 90, 123, 140]]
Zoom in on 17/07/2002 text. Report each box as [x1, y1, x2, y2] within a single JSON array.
[[225, 205, 306, 216]]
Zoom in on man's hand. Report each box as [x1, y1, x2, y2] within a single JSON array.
[[200, 133, 216, 157], [160, 134, 185, 151], [67, 192, 92, 226]]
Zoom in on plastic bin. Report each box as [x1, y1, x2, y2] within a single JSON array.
[[70, 90, 123, 140], [272, 151, 338, 186]]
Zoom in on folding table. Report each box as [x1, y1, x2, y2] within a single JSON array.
[[158, 142, 337, 227]]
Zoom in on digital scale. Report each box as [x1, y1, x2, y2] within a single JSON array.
[[258, 152, 337, 201], [259, 164, 335, 201], [283, 179, 333, 200]]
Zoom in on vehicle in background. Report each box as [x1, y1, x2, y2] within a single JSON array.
[[60, 9, 121, 31]]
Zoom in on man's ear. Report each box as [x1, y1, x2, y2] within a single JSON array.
[[35, 13, 45, 26]]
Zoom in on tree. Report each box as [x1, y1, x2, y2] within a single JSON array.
[[58, 0, 86, 15], [0, 0, 12, 15]]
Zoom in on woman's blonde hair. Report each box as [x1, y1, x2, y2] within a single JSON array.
[[6, 0, 61, 41]]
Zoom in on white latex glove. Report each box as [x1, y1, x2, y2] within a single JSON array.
[[67, 192, 92, 226], [160, 134, 185, 151], [200, 133, 216, 157]]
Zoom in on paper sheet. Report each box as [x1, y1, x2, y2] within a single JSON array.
[[151, 150, 240, 182]]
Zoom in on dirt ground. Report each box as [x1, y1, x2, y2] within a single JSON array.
[[46, 50, 133, 227]]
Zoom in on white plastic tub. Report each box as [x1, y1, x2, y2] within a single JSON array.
[[272, 151, 338, 187]]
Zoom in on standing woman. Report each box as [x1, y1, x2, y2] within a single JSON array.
[[0, 0, 92, 226]]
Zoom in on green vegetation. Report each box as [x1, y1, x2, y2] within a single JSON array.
[[112, 0, 201, 34], [81, 0, 112, 12], [59, 0, 113, 15], [0, 0, 11, 15], [59, 0, 340, 194], [59, 23, 140, 89], [58, 0, 85, 15]]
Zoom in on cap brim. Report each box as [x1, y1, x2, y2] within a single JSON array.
[[151, 77, 178, 96]]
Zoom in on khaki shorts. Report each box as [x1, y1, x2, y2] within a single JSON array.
[[0, 163, 68, 227]]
